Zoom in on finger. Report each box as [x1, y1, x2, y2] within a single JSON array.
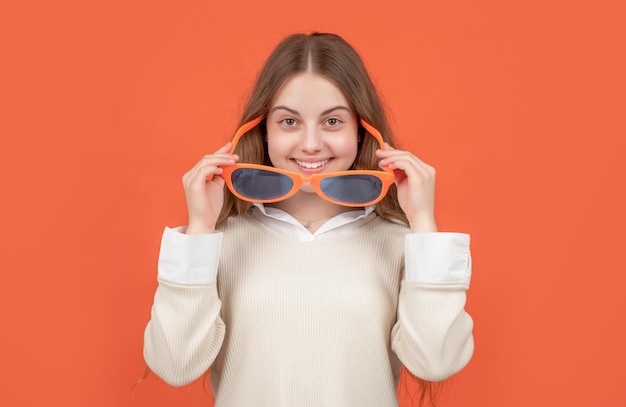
[[376, 150, 420, 164], [200, 153, 238, 164], [378, 154, 422, 170], [378, 151, 434, 173], [184, 161, 228, 188], [375, 143, 395, 157], [190, 155, 237, 174], [377, 148, 419, 161], [380, 157, 435, 184], [376, 144, 429, 161], [213, 141, 233, 154]]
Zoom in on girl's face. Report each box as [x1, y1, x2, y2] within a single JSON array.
[[266, 72, 359, 186]]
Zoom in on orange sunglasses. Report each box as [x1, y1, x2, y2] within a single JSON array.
[[220, 117, 395, 207]]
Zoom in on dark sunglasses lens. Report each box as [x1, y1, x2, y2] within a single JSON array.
[[231, 168, 294, 200], [319, 175, 383, 204]]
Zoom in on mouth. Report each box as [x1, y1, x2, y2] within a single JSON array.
[[293, 158, 331, 170]]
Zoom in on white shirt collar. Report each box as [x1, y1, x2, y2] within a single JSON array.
[[250, 203, 376, 242]]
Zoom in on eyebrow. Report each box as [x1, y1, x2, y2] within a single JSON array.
[[270, 105, 352, 117]]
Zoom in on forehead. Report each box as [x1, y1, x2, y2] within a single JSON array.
[[271, 72, 351, 112]]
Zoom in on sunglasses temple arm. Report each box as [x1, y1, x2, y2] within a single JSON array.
[[229, 117, 264, 154], [359, 119, 395, 178]]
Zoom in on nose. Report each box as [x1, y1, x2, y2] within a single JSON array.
[[300, 125, 324, 153]]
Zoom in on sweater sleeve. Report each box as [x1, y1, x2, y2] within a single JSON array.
[[391, 233, 474, 381], [143, 227, 226, 386]]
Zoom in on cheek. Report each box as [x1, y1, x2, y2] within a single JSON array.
[[336, 137, 359, 160]]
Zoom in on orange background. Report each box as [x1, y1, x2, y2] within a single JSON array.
[[1, 0, 625, 406]]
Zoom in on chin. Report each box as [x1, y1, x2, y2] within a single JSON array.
[[299, 182, 315, 193]]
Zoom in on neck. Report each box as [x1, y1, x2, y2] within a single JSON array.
[[268, 191, 350, 223]]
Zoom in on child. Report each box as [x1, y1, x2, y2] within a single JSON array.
[[144, 32, 473, 407]]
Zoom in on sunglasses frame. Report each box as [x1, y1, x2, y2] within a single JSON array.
[[220, 116, 395, 207]]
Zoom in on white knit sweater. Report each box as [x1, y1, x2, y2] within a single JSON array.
[[144, 214, 474, 406]]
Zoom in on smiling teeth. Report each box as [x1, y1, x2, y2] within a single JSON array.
[[295, 159, 330, 169]]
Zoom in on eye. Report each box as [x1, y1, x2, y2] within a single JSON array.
[[325, 117, 342, 126], [280, 118, 298, 127]]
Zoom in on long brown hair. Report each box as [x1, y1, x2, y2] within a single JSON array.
[[216, 32, 408, 227]]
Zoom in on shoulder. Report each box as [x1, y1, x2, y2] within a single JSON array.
[[217, 212, 265, 240], [369, 216, 410, 237], [349, 216, 409, 258], [218, 212, 256, 230]]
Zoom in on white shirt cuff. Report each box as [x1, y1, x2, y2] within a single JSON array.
[[157, 226, 223, 284], [404, 232, 472, 285]]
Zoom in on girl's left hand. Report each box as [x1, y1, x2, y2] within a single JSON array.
[[376, 143, 438, 233]]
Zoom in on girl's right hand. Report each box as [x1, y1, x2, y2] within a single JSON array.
[[182, 142, 238, 234]]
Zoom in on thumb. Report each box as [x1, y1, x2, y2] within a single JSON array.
[[211, 174, 226, 189]]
